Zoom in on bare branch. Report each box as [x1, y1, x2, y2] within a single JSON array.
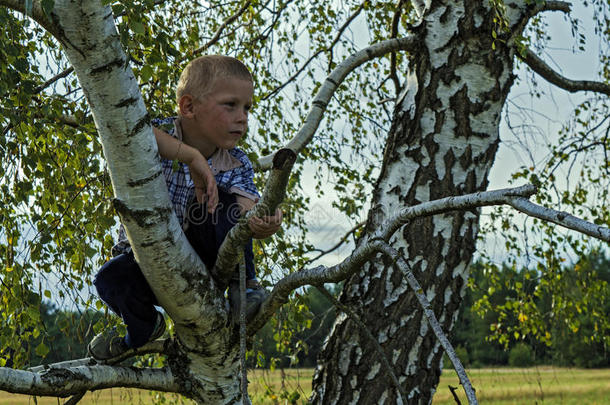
[[0, 365, 179, 397], [314, 285, 408, 403], [305, 221, 365, 265], [449, 385, 462, 405], [34, 67, 74, 94], [389, 0, 408, 94], [512, 1, 571, 34], [214, 149, 297, 285], [378, 184, 537, 241], [248, 259, 371, 334], [253, 35, 419, 171], [519, 48, 610, 95], [536, 1, 571, 14], [250, 184, 610, 332], [27, 339, 169, 373], [508, 197, 610, 242], [374, 242, 478, 405], [64, 391, 86, 405]]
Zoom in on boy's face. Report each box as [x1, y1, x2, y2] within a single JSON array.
[[185, 77, 254, 152]]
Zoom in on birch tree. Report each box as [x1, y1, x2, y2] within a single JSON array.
[[0, 0, 608, 404]]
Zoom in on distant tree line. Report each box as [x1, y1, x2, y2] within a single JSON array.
[[21, 251, 609, 369]]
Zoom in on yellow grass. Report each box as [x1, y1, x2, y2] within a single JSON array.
[[1, 367, 609, 404], [432, 367, 610, 405]]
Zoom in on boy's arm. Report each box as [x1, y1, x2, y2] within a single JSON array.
[[153, 127, 218, 212], [235, 195, 283, 239]]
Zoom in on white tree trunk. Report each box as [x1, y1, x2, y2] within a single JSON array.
[[17, 0, 241, 402], [311, 1, 521, 403]]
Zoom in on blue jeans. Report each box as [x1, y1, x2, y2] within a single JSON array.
[[93, 189, 255, 348]]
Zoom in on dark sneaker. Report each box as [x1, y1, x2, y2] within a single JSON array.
[[88, 312, 166, 361], [228, 279, 270, 324], [87, 327, 129, 361]]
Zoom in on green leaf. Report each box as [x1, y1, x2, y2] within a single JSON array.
[[35, 342, 49, 358], [132, 21, 145, 35], [140, 65, 153, 82]]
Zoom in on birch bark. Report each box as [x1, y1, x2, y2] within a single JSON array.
[[311, 1, 535, 403], [11, 0, 242, 402]]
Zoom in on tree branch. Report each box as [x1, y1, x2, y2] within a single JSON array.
[[64, 391, 86, 405], [253, 35, 419, 171], [305, 221, 365, 265], [0, 365, 179, 397], [535, 1, 571, 14], [214, 149, 297, 285], [374, 242, 478, 405], [327, 1, 367, 72], [250, 184, 610, 332], [378, 184, 537, 241], [507, 197, 610, 242], [248, 242, 380, 333], [27, 339, 169, 373], [518, 47, 610, 95], [34, 67, 75, 94]]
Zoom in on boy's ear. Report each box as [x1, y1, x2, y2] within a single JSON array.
[[178, 94, 196, 118]]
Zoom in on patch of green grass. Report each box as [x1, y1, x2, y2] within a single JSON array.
[[433, 367, 610, 405], [0, 367, 608, 404]]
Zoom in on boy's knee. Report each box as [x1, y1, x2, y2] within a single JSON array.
[[93, 253, 136, 293]]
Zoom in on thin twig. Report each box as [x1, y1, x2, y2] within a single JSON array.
[[305, 221, 365, 265], [189, 0, 252, 59], [63, 391, 86, 405], [34, 67, 74, 93], [389, 0, 407, 94], [448, 385, 462, 405]]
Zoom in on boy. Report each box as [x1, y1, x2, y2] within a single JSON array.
[[88, 55, 282, 361]]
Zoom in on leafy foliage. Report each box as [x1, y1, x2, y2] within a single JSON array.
[[0, 0, 608, 388], [454, 254, 610, 368]]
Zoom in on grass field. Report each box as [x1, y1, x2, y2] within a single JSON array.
[[1, 367, 608, 404]]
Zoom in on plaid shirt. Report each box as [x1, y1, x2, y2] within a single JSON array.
[[111, 117, 259, 256]]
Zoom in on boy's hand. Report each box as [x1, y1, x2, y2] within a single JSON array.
[[152, 127, 218, 213], [248, 208, 283, 239], [187, 155, 218, 213]]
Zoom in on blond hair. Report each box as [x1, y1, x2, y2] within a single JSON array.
[[175, 55, 252, 105]]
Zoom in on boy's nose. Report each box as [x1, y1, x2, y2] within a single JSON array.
[[236, 110, 248, 123]]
